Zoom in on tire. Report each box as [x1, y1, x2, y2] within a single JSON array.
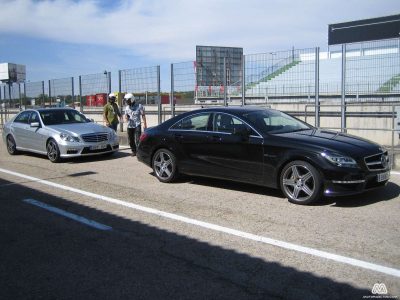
[[152, 148, 178, 183], [280, 160, 322, 205], [6, 135, 18, 155], [47, 139, 61, 163]]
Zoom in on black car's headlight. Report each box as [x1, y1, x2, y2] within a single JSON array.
[[60, 133, 80, 143], [321, 152, 358, 168]]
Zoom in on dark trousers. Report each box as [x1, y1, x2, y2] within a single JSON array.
[[108, 122, 118, 131], [127, 126, 141, 153]]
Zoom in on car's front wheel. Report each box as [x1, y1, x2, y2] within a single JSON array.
[[6, 135, 18, 155], [47, 139, 61, 163], [152, 148, 178, 183], [280, 160, 322, 205]]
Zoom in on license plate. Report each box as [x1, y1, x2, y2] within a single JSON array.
[[90, 144, 107, 150], [377, 171, 390, 182]]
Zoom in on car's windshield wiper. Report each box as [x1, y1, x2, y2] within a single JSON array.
[[290, 128, 312, 133]]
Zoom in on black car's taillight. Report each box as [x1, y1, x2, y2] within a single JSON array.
[[139, 132, 149, 142]]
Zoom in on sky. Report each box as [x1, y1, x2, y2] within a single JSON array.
[[0, 0, 399, 91]]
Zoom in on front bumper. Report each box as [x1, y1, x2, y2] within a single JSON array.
[[323, 168, 390, 197], [58, 141, 119, 158]]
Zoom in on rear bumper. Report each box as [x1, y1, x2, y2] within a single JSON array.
[[137, 149, 152, 167]]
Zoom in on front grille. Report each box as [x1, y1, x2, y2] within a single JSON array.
[[81, 133, 108, 143], [364, 151, 389, 171]]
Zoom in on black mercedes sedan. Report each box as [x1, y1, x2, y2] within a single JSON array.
[[137, 106, 390, 205]]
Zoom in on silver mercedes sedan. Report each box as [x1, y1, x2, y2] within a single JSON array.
[[2, 108, 119, 162]]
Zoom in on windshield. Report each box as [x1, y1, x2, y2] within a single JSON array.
[[40, 110, 89, 126], [243, 110, 313, 134]]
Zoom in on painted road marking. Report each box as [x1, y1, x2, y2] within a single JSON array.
[[1, 167, 399, 278], [23, 198, 112, 231], [391, 171, 400, 176]]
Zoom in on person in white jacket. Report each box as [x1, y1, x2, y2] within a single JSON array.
[[124, 93, 147, 156]]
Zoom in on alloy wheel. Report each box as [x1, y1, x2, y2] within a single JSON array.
[[47, 140, 60, 162], [153, 151, 174, 180], [282, 164, 316, 203], [6, 135, 17, 155], [152, 148, 178, 183]]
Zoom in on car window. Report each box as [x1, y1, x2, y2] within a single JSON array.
[[213, 113, 257, 135], [171, 113, 211, 131], [40, 110, 88, 125], [244, 110, 311, 134], [14, 111, 31, 124], [29, 112, 40, 124]]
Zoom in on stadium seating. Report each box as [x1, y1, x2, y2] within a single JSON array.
[[246, 52, 400, 97]]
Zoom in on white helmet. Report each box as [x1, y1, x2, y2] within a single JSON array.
[[124, 93, 134, 101], [108, 93, 116, 100]]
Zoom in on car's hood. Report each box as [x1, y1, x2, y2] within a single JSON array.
[[276, 129, 384, 158], [46, 123, 111, 136]]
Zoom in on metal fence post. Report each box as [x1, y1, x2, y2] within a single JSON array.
[[71, 77, 74, 108], [23, 82, 26, 107], [223, 57, 227, 106], [118, 70, 122, 94], [341, 44, 347, 133], [392, 105, 395, 168], [171, 63, 175, 118], [8, 82, 12, 108], [315, 47, 320, 127], [18, 83, 22, 110], [242, 55, 245, 106], [79, 76, 83, 112], [157, 65, 161, 124], [118, 70, 123, 132], [41, 81, 45, 107], [48, 80, 52, 107]]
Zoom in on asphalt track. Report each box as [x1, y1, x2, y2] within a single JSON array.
[[0, 142, 399, 299]]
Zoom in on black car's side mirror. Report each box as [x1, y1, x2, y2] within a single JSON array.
[[233, 124, 251, 141]]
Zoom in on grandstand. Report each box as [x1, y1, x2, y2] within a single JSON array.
[[245, 47, 400, 98]]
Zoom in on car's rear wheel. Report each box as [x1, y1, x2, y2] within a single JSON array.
[[6, 135, 18, 155], [280, 160, 322, 205], [47, 139, 61, 163], [152, 148, 178, 183]]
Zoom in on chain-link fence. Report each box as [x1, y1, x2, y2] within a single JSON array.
[[79, 72, 111, 111], [245, 48, 317, 103], [0, 83, 22, 108], [25, 81, 45, 107], [120, 66, 161, 123], [120, 66, 159, 103], [172, 61, 196, 103], [49, 77, 74, 107], [344, 39, 400, 100]]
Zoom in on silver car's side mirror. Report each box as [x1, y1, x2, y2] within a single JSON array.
[[30, 122, 40, 128]]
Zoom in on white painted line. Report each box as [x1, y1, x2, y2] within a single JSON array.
[[23, 198, 112, 231], [1, 167, 400, 278], [390, 171, 400, 176]]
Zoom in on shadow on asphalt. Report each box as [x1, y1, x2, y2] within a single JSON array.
[[0, 178, 372, 299], [11, 150, 131, 164], [149, 172, 400, 207], [324, 182, 400, 207]]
